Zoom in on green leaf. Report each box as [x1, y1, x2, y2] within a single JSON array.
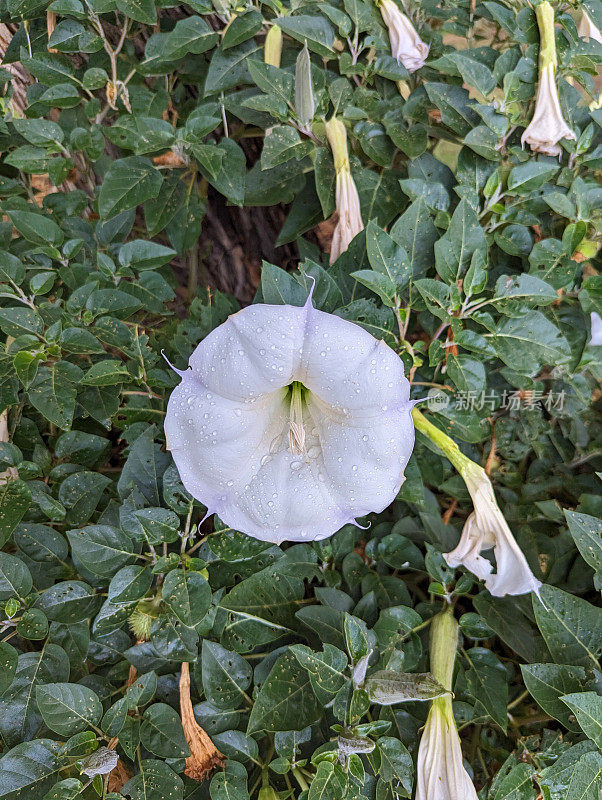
[[0, 642, 18, 695], [201, 640, 252, 709], [80, 360, 130, 386], [161, 569, 212, 627], [140, 704, 189, 758], [371, 737, 413, 794], [67, 525, 135, 578], [118, 240, 176, 271], [0, 480, 32, 547], [115, 0, 156, 24], [564, 510, 602, 576], [59, 471, 111, 524], [210, 759, 249, 800], [247, 650, 321, 734], [290, 643, 348, 702], [35, 581, 99, 623], [277, 15, 335, 57], [0, 307, 43, 338], [0, 552, 33, 600], [492, 274, 558, 307], [108, 565, 153, 605], [561, 693, 602, 748], [539, 744, 602, 800], [308, 761, 348, 800], [0, 739, 61, 799], [533, 586, 602, 668], [117, 427, 170, 506], [28, 362, 79, 430], [464, 648, 509, 731], [492, 311, 571, 374], [521, 663, 594, 730], [36, 683, 102, 736], [507, 161, 560, 194], [98, 157, 163, 219], [7, 210, 64, 247], [123, 760, 183, 800], [389, 198, 438, 278]]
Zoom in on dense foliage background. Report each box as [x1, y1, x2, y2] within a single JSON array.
[[0, 0, 601, 797]]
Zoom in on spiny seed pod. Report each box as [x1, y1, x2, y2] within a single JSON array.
[[128, 598, 161, 641]]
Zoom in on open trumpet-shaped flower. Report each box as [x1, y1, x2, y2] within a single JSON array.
[[326, 116, 364, 264], [416, 608, 478, 800], [522, 1, 575, 157], [379, 0, 429, 73], [165, 289, 415, 543], [412, 409, 541, 597]]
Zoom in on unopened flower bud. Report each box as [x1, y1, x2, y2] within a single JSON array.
[[265, 24, 283, 67], [295, 42, 314, 130], [379, 0, 429, 73], [415, 607, 478, 800], [325, 116, 364, 264]]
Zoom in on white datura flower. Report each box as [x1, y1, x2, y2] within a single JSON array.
[[522, 1, 575, 158], [379, 0, 429, 73], [521, 63, 576, 157], [416, 697, 479, 800], [165, 289, 415, 543], [416, 607, 478, 800], [444, 464, 542, 597], [326, 116, 364, 264], [579, 11, 602, 43]]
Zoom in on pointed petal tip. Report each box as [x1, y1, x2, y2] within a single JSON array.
[[161, 349, 188, 378], [351, 518, 371, 531], [304, 274, 316, 308]]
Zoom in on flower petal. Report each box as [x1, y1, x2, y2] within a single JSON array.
[[166, 296, 415, 543], [416, 700, 479, 800], [187, 303, 307, 401]]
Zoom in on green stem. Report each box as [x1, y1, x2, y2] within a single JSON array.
[[292, 768, 310, 792], [411, 407, 474, 476]]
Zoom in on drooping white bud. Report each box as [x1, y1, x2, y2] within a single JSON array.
[[379, 0, 429, 73]]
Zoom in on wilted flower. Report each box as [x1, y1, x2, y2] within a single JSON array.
[[579, 11, 602, 43], [179, 662, 224, 781], [264, 24, 282, 67], [444, 462, 542, 596], [81, 747, 119, 778], [416, 608, 479, 800], [325, 116, 364, 264], [522, 1, 576, 157], [412, 408, 541, 597], [379, 0, 429, 73], [591, 312, 602, 346], [165, 289, 415, 543]]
